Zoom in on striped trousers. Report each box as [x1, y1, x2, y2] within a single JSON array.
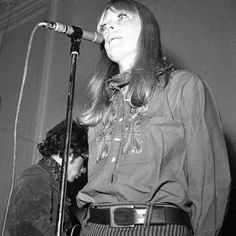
[[79, 222, 192, 236]]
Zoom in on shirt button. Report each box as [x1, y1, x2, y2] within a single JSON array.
[[114, 138, 121, 141], [111, 157, 116, 163]]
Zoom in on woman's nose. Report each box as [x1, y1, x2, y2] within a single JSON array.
[[104, 22, 115, 31]]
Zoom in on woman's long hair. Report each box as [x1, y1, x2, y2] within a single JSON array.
[[81, 0, 173, 126]]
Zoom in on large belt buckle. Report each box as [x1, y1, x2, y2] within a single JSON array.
[[110, 205, 135, 227]]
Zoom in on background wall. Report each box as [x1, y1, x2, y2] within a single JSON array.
[[0, 0, 235, 234]]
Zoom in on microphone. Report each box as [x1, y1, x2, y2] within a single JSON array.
[[40, 21, 104, 44]]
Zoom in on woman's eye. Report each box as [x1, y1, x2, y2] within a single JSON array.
[[118, 13, 128, 20]]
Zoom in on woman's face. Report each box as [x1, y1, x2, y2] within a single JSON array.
[[99, 7, 141, 72]]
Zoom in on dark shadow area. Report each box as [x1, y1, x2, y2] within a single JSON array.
[[224, 134, 236, 186], [220, 133, 236, 235], [220, 187, 236, 236], [66, 162, 88, 235]]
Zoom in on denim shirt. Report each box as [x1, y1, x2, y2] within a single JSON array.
[[77, 70, 231, 236]]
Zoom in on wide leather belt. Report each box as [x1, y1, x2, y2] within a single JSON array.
[[88, 205, 192, 229]]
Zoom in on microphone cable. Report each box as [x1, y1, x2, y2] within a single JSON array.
[[1, 22, 43, 236]]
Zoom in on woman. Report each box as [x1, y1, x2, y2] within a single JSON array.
[[77, 0, 231, 235]]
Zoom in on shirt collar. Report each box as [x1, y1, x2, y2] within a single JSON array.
[[40, 156, 62, 183], [106, 70, 131, 92]]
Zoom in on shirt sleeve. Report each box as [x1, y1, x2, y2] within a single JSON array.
[[180, 73, 231, 236], [7, 168, 66, 236]]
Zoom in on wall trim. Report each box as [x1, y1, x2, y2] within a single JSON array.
[[0, 0, 48, 32]]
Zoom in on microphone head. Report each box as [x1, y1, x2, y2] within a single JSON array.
[[39, 21, 104, 44], [82, 30, 104, 44]]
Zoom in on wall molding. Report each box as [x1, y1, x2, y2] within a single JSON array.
[[0, 0, 48, 32]]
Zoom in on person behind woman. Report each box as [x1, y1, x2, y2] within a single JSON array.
[[77, 0, 231, 235], [6, 120, 88, 236]]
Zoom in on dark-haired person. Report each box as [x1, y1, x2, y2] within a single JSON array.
[[6, 120, 88, 236], [76, 0, 231, 235]]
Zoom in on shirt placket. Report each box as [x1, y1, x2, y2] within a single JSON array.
[[109, 94, 126, 184]]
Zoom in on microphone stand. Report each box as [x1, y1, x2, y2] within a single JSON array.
[[56, 37, 81, 236]]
